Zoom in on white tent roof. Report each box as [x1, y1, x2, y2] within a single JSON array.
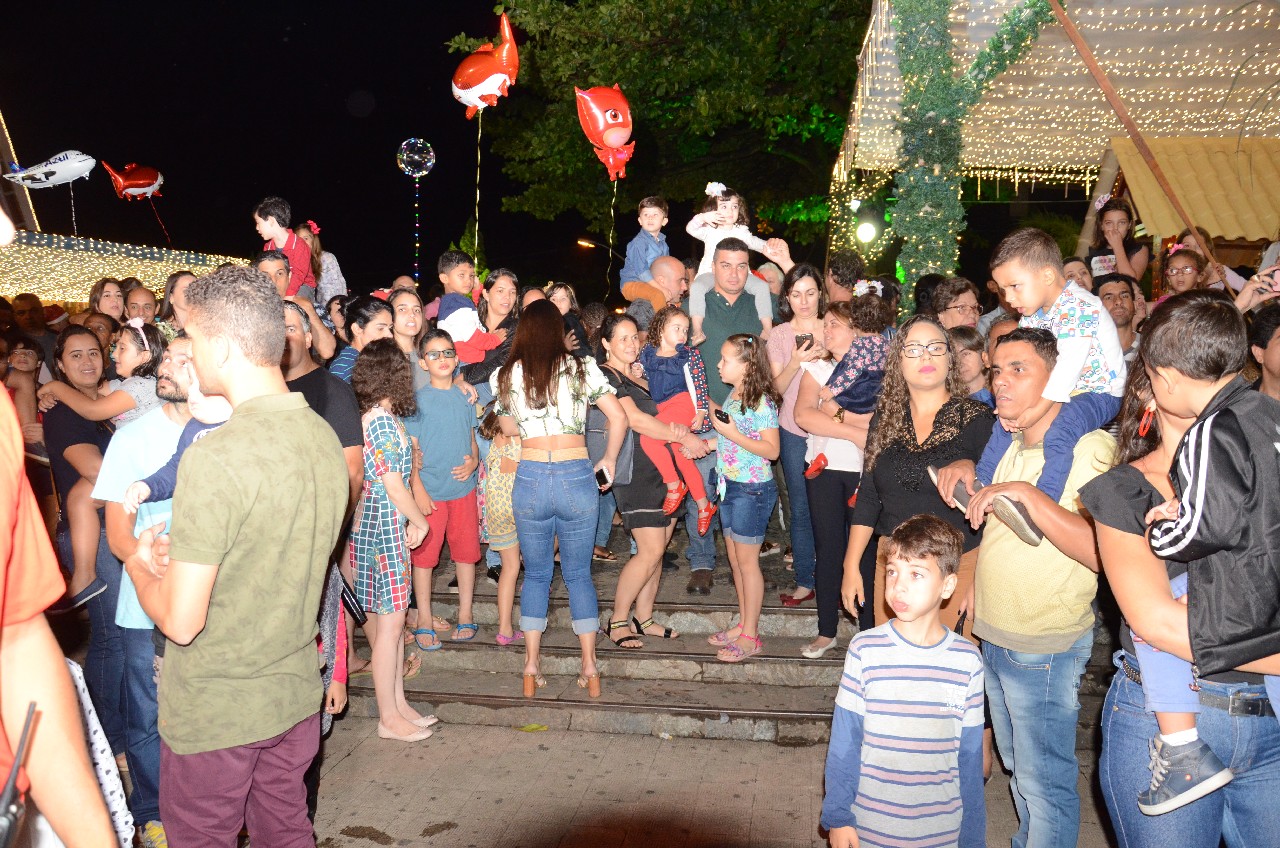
[[835, 0, 1280, 186]]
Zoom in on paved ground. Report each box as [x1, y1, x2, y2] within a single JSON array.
[[313, 717, 1113, 848]]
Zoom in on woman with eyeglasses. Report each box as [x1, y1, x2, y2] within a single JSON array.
[[932, 277, 982, 330], [839, 316, 994, 640]]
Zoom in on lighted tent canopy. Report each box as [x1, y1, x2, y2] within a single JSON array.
[[834, 0, 1280, 257]]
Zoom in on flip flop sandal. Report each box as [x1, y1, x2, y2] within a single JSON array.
[[452, 623, 480, 642], [593, 547, 619, 562], [348, 659, 373, 676], [403, 654, 422, 680], [412, 628, 443, 652]]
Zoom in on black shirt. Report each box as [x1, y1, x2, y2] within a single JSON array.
[[43, 400, 113, 509], [462, 311, 518, 387], [851, 397, 994, 551], [1079, 462, 1257, 684], [286, 367, 362, 449]]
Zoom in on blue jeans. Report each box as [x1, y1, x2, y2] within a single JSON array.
[[684, 452, 719, 572], [1100, 653, 1280, 848], [1136, 573, 1202, 713], [720, 479, 778, 545], [595, 490, 616, 548], [975, 392, 1121, 502], [122, 626, 161, 824], [984, 629, 1093, 848], [512, 459, 599, 635], [778, 429, 817, 590], [56, 521, 126, 754]]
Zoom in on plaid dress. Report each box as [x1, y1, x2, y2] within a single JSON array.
[[350, 409, 412, 614]]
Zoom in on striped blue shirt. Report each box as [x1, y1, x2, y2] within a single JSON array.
[[821, 622, 986, 848]]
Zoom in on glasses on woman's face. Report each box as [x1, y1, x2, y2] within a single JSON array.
[[1166, 266, 1199, 277], [941, 304, 981, 316], [902, 341, 950, 359], [422, 349, 457, 361]]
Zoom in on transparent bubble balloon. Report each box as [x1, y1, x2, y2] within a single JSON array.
[[397, 139, 436, 177]]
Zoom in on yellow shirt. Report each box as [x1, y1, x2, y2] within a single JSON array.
[[973, 429, 1115, 654]]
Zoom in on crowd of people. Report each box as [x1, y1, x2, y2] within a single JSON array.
[[3, 186, 1280, 848]]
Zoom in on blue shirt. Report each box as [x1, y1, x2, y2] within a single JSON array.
[[620, 230, 668, 283], [328, 345, 358, 383], [139, 418, 222, 502], [91, 405, 184, 629], [401, 384, 477, 501]]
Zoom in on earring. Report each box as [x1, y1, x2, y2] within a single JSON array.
[[1138, 404, 1156, 437]]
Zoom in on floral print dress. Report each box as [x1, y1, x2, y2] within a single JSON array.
[[350, 408, 412, 615]]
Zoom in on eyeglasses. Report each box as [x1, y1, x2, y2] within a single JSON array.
[[422, 349, 457, 361], [1166, 267, 1199, 277], [941, 304, 981, 315], [902, 342, 950, 358]]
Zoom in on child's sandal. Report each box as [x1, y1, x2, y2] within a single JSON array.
[[716, 634, 763, 663]]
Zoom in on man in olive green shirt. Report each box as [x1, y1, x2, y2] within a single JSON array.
[[126, 266, 347, 848]]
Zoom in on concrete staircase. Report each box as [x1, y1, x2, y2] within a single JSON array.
[[344, 545, 1117, 749]]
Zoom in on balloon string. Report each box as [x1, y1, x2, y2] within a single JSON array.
[[474, 110, 483, 257], [69, 181, 77, 237], [413, 176, 421, 281], [605, 180, 619, 299], [148, 198, 172, 246]]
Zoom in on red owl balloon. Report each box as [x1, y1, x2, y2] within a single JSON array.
[[575, 84, 635, 181], [452, 13, 519, 120]]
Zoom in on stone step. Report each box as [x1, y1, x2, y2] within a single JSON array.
[[426, 590, 857, 639], [380, 628, 845, 688]]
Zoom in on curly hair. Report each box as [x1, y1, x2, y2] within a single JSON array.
[[846, 293, 894, 334], [699, 186, 751, 227], [863, 315, 968, 472], [352, 337, 416, 416], [723, 334, 781, 412], [647, 304, 690, 348]]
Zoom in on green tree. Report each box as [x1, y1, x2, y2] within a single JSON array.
[[449, 1, 870, 251]]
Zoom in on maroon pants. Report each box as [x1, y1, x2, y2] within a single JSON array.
[[160, 712, 320, 848]]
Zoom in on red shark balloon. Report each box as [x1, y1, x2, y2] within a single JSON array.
[[451, 13, 519, 120], [575, 84, 635, 181], [102, 161, 164, 200]]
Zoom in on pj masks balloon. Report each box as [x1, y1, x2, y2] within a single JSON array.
[[452, 13, 519, 120], [575, 84, 634, 181]]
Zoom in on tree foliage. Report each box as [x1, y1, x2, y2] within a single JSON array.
[[449, 1, 870, 249]]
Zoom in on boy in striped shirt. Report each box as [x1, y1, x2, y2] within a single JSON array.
[[821, 515, 985, 848]]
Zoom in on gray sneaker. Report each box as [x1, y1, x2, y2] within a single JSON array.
[[1138, 736, 1233, 816], [927, 465, 1043, 546]]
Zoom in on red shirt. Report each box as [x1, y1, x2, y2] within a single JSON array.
[[264, 232, 316, 297], [0, 392, 66, 794]]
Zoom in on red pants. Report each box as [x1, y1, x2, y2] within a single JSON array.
[[640, 393, 708, 502]]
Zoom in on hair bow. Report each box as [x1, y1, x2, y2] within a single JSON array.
[[124, 317, 150, 351], [1093, 193, 1112, 211], [1167, 243, 1188, 257], [853, 280, 884, 297], [306, 220, 321, 234], [705, 181, 727, 197]]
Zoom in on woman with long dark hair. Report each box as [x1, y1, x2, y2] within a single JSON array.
[[328, 296, 393, 383], [492, 301, 627, 697]]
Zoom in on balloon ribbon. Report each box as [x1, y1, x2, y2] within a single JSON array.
[[605, 180, 619, 299], [148, 198, 172, 247], [473, 110, 483, 257]]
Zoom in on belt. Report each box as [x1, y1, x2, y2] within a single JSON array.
[[520, 446, 589, 462], [1121, 656, 1275, 718]]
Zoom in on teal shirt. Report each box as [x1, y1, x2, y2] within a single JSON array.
[[692, 288, 763, 406]]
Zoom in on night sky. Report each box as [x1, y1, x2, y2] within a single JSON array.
[[1, 2, 641, 301]]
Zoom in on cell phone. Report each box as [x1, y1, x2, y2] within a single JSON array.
[[595, 466, 612, 487], [714, 409, 731, 425], [795, 333, 814, 350]]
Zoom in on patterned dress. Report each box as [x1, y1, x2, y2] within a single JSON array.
[[350, 409, 412, 614]]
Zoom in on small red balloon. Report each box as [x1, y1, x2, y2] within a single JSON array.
[[575, 84, 635, 181], [452, 13, 519, 120], [102, 161, 164, 200]]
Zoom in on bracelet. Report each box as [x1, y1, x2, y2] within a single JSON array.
[[833, 409, 845, 423]]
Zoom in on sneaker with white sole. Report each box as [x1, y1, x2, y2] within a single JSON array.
[[1137, 736, 1234, 816], [927, 465, 1043, 546]]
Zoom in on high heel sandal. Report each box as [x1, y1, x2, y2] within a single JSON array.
[[632, 616, 678, 639], [577, 672, 602, 698], [661, 482, 689, 515], [522, 672, 547, 698]]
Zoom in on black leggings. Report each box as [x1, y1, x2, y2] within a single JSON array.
[[807, 469, 875, 639]]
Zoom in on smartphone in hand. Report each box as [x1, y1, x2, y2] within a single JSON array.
[[595, 466, 612, 488], [714, 409, 731, 425], [795, 333, 814, 350]]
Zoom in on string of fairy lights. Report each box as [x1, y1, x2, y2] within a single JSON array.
[[0, 230, 244, 302], [840, 0, 1280, 184]]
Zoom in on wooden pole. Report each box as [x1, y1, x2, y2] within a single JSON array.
[[1046, 0, 1212, 261]]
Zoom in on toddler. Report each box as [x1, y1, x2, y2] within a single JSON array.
[[620, 196, 671, 311], [1156, 245, 1208, 306], [637, 306, 717, 533], [686, 183, 775, 343]]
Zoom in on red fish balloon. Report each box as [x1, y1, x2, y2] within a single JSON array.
[[102, 161, 164, 200], [575, 84, 635, 181], [452, 13, 519, 120]]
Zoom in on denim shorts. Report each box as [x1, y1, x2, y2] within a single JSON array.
[[719, 478, 777, 545]]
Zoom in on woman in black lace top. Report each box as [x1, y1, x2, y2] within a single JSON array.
[[840, 316, 994, 638]]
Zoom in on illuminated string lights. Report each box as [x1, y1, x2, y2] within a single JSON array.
[[0, 230, 244, 303]]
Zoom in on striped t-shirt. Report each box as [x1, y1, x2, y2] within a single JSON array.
[[822, 622, 985, 848]]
